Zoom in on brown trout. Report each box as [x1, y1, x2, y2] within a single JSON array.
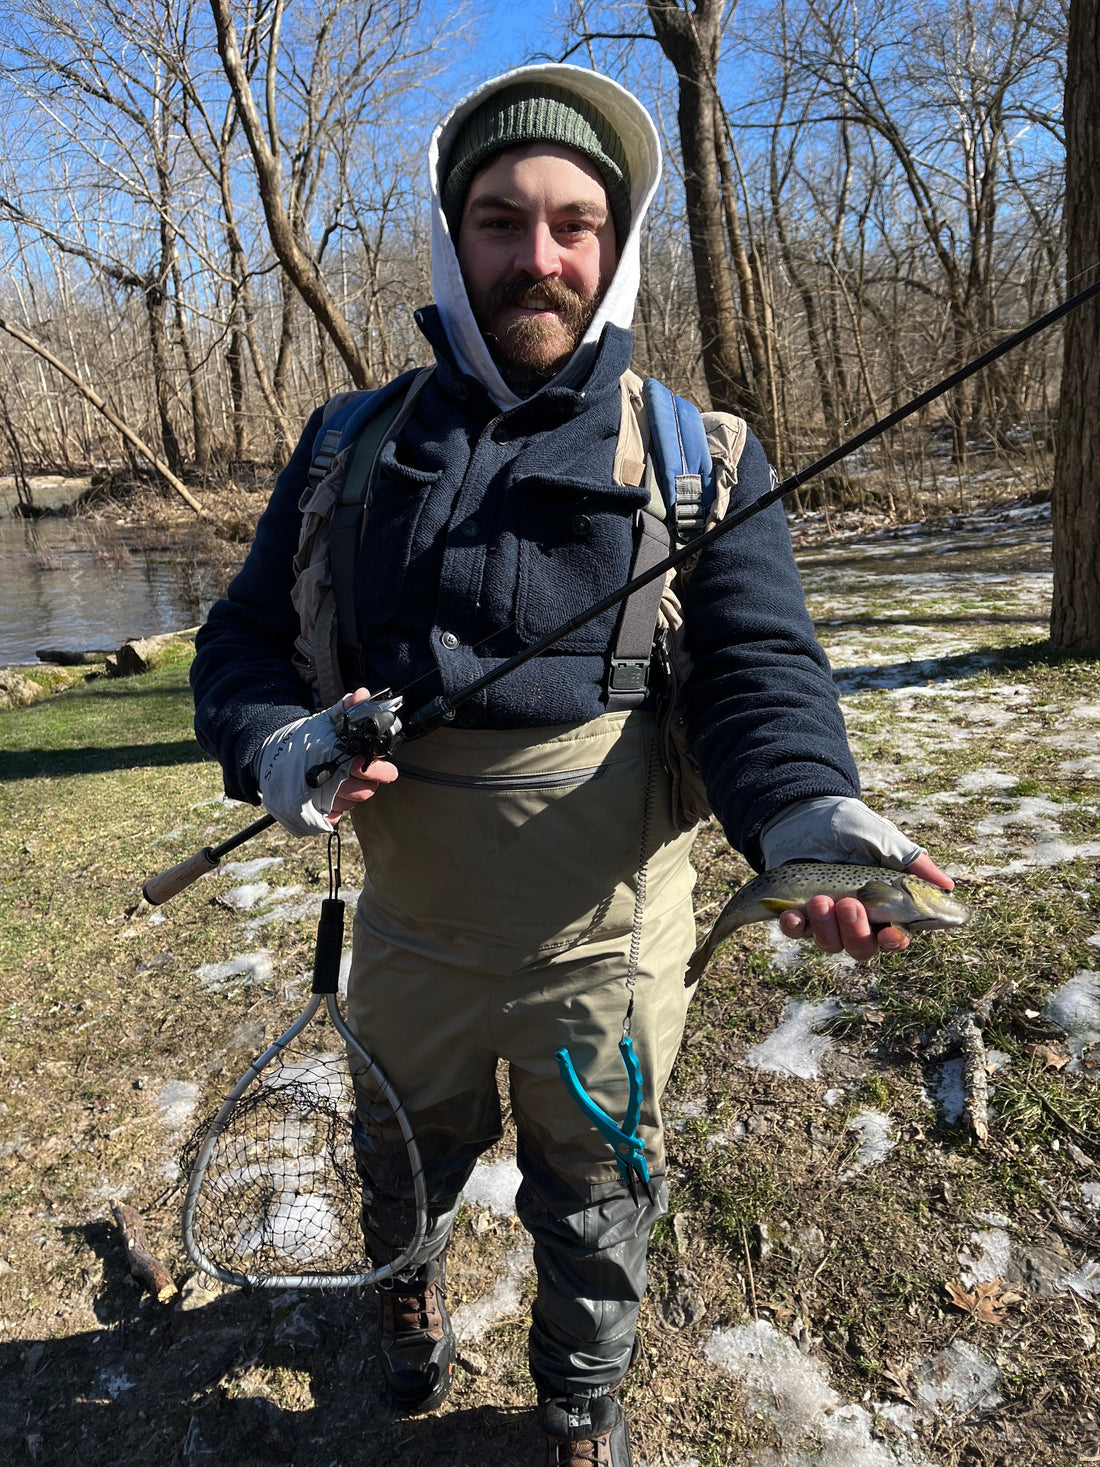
[[686, 860, 969, 985]]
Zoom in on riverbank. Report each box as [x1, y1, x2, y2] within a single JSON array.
[[1, 511, 1097, 1467]]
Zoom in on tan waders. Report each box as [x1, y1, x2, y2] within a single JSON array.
[[347, 711, 698, 1409]]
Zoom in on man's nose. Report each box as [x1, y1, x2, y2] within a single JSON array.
[[515, 222, 562, 279]]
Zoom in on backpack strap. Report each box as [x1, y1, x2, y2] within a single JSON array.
[[605, 377, 715, 709], [307, 366, 434, 694], [642, 378, 715, 544]]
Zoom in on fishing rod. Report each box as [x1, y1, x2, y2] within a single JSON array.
[[144, 274, 1100, 903]]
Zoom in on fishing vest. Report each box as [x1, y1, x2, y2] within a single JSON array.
[[289, 368, 748, 830]]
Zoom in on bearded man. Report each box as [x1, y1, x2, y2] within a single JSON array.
[[191, 65, 950, 1467]]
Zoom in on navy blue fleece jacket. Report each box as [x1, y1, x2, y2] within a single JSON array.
[[191, 309, 859, 869]]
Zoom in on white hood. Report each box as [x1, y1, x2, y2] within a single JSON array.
[[428, 64, 662, 409]]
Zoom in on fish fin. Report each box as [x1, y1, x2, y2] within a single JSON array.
[[757, 897, 803, 914], [855, 879, 902, 903]]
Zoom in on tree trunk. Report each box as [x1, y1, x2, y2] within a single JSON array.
[[1051, 0, 1100, 650], [645, 0, 768, 437]]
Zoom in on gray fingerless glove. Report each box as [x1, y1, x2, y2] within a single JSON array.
[[255, 700, 349, 837], [758, 796, 926, 871]]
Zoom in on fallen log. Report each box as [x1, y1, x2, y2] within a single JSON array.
[[34, 647, 114, 665], [109, 1198, 178, 1303], [925, 1010, 991, 1145]]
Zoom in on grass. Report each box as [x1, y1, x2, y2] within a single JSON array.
[[1, 502, 1099, 1465]]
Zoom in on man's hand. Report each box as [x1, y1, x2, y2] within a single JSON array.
[[327, 689, 398, 819], [777, 852, 954, 962], [256, 686, 398, 837]]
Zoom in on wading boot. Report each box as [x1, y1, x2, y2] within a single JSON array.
[[539, 1387, 632, 1466], [375, 1252, 455, 1413]]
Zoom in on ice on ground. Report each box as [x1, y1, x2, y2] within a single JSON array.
[[741, 997, 844, 1080], [1086, 934, 1100, 950], [767, 924, 808, 972], [463, 1158, 521, 1217], [235, 1192, 344, 1263], [220, 857, 285, 879], [974, 796, 1064, 836], [702, 1319, 931, 1466], [1056, 1260, 1100, 1300], [452, 1242, 534, 1342], [928, 1059, 965, 1124], [668, 1097, 707, 1131], [267, 1054, 347, 1106], [195, 950, 274, 992], [221, 882, 271, 910], [955, 768, 1017, 793], [242, 886, 357, 933], [909, 1340, 1002, 1420], [97, 1370, 136, 1397], [958, 1228, 1012, 1286], [1069, 704, 1100, 721], [1059, 756, 1100, 780], [840, 1110, 896, 1179], [1045, 972, 1100, 1064], [155, 1080, 199, 1133], [1081, 1184, 1100, 1211]]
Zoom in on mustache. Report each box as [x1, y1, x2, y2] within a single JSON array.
[[485, 274, 591, 324]]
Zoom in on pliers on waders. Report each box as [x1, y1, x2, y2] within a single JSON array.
[[555, 1037, 652, 1203]]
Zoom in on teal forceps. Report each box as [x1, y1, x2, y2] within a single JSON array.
[[555, 1037, 651, 1193]]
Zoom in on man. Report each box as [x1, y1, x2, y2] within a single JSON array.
[[192, 65, 952, 1467]]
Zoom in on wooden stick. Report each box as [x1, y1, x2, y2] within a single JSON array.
[[926, 1012, 990, 1145], [109, 1198, 177, 1303]]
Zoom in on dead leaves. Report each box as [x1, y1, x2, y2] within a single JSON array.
[[945, 1276, 1023, 1324], [1024, 1041, 1072, 1070]]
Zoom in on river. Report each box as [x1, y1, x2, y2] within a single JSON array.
[[1, 485, 233, 664]]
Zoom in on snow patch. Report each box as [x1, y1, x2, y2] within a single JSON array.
[[220, 857, 286, 879], [955, 768, 1017, 793], [155, 1080, 199, 1134], [840, 1110, 896, 1179], [1045, 972, 1100, 1066], [463, 1158, 521, 1217], [194, 950, 274, 992], [958, 1228, 1012, 1286], [451, 1243, 534, 1343], [1056, 1260, 1100, 1299], [221, 882, 271, 910], [741, 997, 844, 1080], [702, 1319, 932, 1466]]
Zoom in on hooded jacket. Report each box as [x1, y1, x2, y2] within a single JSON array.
[[191, 65, 860, 869]]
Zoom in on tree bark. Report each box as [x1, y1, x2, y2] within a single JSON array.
[[1050, 0, 1100, 650]]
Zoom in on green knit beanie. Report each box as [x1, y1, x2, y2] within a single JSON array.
[[442, 82, 631, 245]]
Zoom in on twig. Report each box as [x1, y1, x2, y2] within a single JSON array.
[[109, 1198, 177, 1303], [925, 1011, 990, 1144], [739, 1222, 759, 1320]]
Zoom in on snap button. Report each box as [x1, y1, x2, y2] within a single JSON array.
[[440, 631, 459, 650], [572, 514, 592, 536], [459, 519, 478, 538]]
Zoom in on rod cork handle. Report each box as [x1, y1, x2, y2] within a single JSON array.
[[143, 848, 220, 905]]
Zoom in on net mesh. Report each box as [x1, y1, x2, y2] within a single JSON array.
[[180, 1043, 368, 1281]]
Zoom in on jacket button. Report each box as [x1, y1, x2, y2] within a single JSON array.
[[572, 514, 592, 535], [440, 631, 459, 650], [459, 519, 478, 538]]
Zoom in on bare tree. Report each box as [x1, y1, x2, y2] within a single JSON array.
[[1050, 0, 1099, 651]]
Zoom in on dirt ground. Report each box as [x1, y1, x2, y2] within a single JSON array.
[[1, 492, 1097, 1467]]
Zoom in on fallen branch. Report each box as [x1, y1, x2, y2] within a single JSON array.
[[109, 1198, 178, 1303], [925, 1011, 990, 1145], [0, 317, 210, 520]]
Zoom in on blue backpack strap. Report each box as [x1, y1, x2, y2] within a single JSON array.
[[642, 378, 714, 542]]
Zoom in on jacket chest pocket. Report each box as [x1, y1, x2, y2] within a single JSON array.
[[513, 483, 635, 651], [355, 443, 441, 624]]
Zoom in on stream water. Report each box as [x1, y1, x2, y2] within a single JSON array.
[[0, 509, 229, 665]]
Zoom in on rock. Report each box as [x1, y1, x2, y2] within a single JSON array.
[[106, 632, 192, 678], [0, 671, 47, 709], [1005, 1241, 1071, 1297], [794, 1224, 827, 1266], [176, 1272, 223, 1312], [458, 1348, 488, 1375], [660, 1266, 707, 1329]]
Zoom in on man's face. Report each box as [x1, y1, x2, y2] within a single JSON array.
[[456, 143, 620, 378]]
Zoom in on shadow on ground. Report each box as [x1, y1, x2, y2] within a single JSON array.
[[4, 1227, 535, 1467]]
